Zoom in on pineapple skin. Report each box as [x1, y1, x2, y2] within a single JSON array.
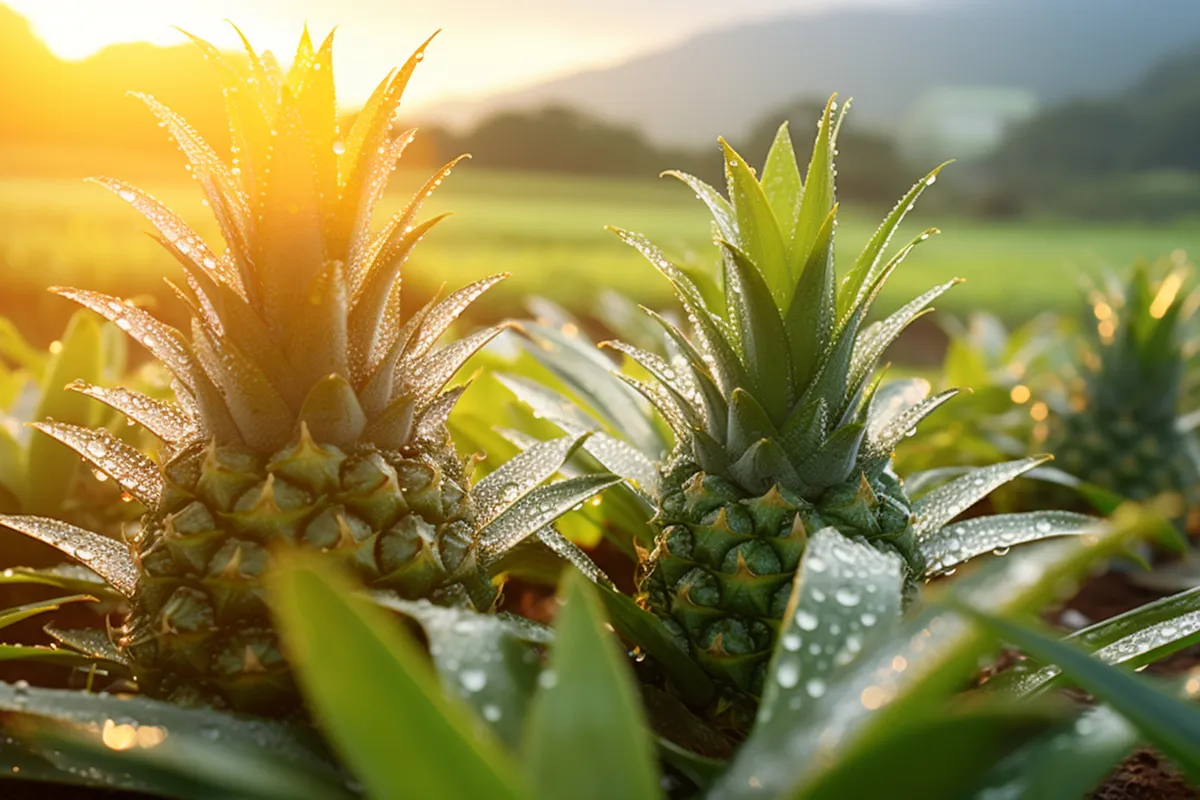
[[123, 430, 485, 714], [641, 461, 917, 696], [1054, 410, 1197, 505]]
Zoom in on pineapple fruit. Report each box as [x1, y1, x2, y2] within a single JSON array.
[[505, 99, 1081, 698], [1051, 261, 1200, 508], [0, 29, 615, 714]]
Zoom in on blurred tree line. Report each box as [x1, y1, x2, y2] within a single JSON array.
[[984, 46, 1200, 221], [0, 1, 1196, 221], [418, 100, 912, 207]]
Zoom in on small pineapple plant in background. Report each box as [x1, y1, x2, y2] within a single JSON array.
[[1050, 258, 1200, 511], [503, 98, 1099, 712], [0, 28, 615, 715]]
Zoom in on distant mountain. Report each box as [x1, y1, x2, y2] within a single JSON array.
[[419, 0, 1200, 146]]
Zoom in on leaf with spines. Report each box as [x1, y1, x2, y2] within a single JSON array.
[[846, 259, 954, 395], [913, 456, 1050, 539], [839, 163, 949, 316], [784, 208, 837, 392], [662, 171, 737, 244], [474, 434, 590, 525], [721, 139, 789, 309], [921, 511, 1097, 576], [476, 474, 622, 566], [67, 382, 195, 445], [864, 388, 959, 460], [30, 421, 161, 507], [720, 241, 792, 418], [0, 516, 137, 596], [760, 122, 802, 235], [989, 584, 1200, 697], [958, 608, 1200, 783], [789, 96, 837, 275]]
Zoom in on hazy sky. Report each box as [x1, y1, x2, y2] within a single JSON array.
[[5, 0, 917, 107]]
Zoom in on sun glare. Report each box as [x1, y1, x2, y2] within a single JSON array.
[[2, 0, 640, 109]]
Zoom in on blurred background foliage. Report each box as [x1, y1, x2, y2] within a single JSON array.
[[2, 1, 1200, 351]]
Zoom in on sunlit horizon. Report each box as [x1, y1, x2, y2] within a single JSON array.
[[3, 0, 914, 110]]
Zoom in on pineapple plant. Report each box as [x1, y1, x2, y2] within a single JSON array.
[[1050, 260, 1200, 510], [0, 310, 142, 536], [0, 28, 615, 715], [502, 99, 1101, 702]]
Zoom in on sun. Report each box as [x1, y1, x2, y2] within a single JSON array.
[[0, 0, 627, 110]]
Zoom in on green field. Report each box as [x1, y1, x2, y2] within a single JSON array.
[[2, 153, 1198, 340]]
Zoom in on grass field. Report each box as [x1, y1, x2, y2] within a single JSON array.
[[2, 146, 1198, 343]]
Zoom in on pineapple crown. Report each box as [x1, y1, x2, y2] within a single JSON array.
[[605, 97, 958, 499], [1082, 260, 1197, 420], [44, 26, 505, 459], [0, 28, 620, 612]]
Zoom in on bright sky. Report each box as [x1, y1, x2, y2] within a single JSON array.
[[5, 0, 913, 108]]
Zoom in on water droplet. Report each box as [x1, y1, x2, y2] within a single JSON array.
[[835, 588, 861, 607], [795, 610, 819, 631], [459, 669, 487, 693], [781, 632, 802, 652], [777, 661, 800, 688], [482, 704, 502, 722], [86, 441, 108, 459], [806, 678, 826, 698]]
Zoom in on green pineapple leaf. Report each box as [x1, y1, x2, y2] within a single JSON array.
[[987, 583, 1200, 697], [593, 583, 716, 707], [712, 516, 1147, 798], [792, 702, 1063, 800], [720, 241, 793, 419], [956, 607, 1200, 783], [26, 312, 105, 515], [0, 682, 342, 795], [18, 721, 353, 800], [267, 553, 530, 800], [969, 705, 1143, 800], [754, 528, 904, 737], [524, 572, 663, 800], [371, 593, 547, 744], [839, 163, 949, 317], [720, 138, 789, 308], [788, 95, 837, 278], [760, 122, 803, 236]]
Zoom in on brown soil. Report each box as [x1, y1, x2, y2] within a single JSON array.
[[1093, 749, 1198, 800]]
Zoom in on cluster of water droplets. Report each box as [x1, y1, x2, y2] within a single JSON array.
[[68, 382, 194, 446], [0, 517, 136, 597], [401, 326, 506, 411], [34, 422, 162, 508], [912, 456, 1046, 540], [759, 528, 903, 727], [922, 510, 1096, 576], [473, 435, 582, 525], [476, 473, 617, 558], [849, 278, 960, 392], [373, 594, 546, 738]]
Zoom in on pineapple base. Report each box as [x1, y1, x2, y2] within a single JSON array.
[[640, 464, 918, 696], [1054, 411, 1199, 506], [120, 432, 488, 714]]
